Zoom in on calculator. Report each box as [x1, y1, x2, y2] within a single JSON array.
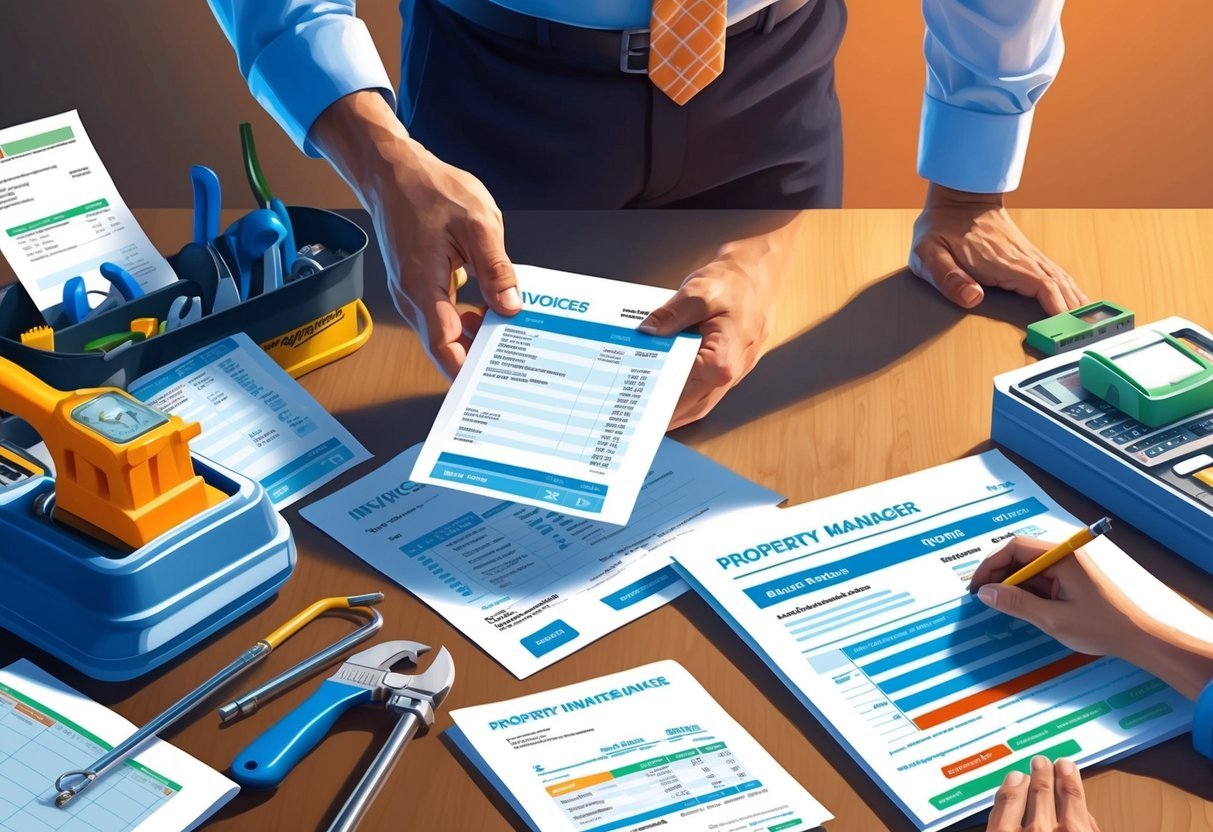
[[993, 317, 1213, 573]]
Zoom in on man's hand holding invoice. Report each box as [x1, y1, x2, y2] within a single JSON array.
[[412, 266, 700, 525]]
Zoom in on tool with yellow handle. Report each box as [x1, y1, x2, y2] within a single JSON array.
[[0, 354, 227, 548], [0, 358, 296, 680]]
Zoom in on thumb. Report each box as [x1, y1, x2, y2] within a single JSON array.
[[913, 243, 984, 309], [639, 278, 720, 336], [976, 583, 1049, 626], [467, 224, 521, 316]]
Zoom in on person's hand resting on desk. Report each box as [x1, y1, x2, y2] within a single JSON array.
[[969, 536, 1213, 831], [310, 91, 523, 378], [910, 184, 1089, 315]]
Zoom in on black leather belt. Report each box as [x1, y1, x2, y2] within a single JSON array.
[[433, 0, 813, 73]]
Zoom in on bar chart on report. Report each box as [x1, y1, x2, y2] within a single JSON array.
[[808, 596, 1093, 739]]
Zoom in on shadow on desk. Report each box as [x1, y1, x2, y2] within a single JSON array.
[[675, 269, 1044, 443]]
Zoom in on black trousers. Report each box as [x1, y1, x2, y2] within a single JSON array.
[[398, 0, 847, 209]]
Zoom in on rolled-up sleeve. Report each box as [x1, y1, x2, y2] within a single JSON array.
[[918, 0, 1065, 193], [208, 0, 397, 156]]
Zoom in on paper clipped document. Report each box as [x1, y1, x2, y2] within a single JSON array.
[[0, 110, 177, 316], [411, 265, 701, 525], [128, 333, 370, 508], [301, 439, 783, 677], [0, 659, 236, 832], [673, 450, 1213, 831], [447, 660, 832, 832]]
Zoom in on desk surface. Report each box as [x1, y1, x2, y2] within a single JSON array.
[[4, 208, 1212, 832]]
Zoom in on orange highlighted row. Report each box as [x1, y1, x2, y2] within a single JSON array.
[[15, 702, 54, 727], [914, 653, 1098, 730], [546, 770, 613, 797], [941, 744, 1011, 779]]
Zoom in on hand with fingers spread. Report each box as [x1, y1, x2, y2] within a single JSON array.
[[311, 91, 521, 378], [985, 757, 1100, 832], [970, 536, 1213, 700], [639, 223, 795, 430], [910, 184, 1088, 315]]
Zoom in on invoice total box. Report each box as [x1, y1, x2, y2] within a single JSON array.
[[992, 316, 1213, 573]]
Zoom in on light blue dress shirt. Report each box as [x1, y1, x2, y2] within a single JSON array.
[[208, 0, 1065, 193]]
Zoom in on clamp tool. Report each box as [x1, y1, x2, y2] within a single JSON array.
[[232, 640, 455, 832], [190, 164, 242, 313]]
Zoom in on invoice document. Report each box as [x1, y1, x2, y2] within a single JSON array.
[[447, 660, 832, 832], [128, 333, 369, 508], [0, 659, 236, 832], [412, 266, 701, 525], [0, 111, 177, 317], [673, 451, 1213, 831], [302, 440, 782, 677]]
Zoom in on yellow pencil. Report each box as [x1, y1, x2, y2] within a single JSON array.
[[1002, 517, 1113, 586]]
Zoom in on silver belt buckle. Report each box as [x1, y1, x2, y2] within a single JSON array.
[[620, 28, 649, 73]]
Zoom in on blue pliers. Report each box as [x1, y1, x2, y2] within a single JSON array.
[[61, 262, 144, 326]]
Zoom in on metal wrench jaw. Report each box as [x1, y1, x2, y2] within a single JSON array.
[[382, 646, 456, 734], [328, 640, 430, 697]]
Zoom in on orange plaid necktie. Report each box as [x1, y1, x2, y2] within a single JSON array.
[[648, 0, 728, 105]]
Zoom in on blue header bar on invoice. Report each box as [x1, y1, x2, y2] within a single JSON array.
[[436, 452, 609, 495], [507, 310, 696, 352], [742, 497, 1049, 609], [128, 336, 240, 400]]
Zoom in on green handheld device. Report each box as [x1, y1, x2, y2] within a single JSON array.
[[1026, 300, 1135, 355], [1079, 331, 1213, 427]]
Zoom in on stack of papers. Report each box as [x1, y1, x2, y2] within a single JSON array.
[[447, 660, 832, 832], [672, 450, 1213, 830], [0, 659, 236, 832], [302, 439, 783, 677]]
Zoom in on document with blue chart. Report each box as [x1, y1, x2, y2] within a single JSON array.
[[301, 439, 782, 678], [412, 266, 701, 525], [674, 451, 1213, 831], [447, 661, 832, 832]]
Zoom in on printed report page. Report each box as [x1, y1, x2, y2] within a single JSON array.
[[447, 660, 831, 832], [412, 265, 700, 525], [674, 451, 1213, 831], [0, 110, 176, 316], [303, 439, 783, 677]]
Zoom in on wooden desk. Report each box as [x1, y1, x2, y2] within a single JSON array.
[[3, 208, 1212, 831]]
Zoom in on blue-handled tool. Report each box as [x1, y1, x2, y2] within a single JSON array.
[[269, 198, 297, 274], [221, 210, 287, 301], [165, 295, 202, 332], [61, 262, 145, 326], [231, 638, 454, 832], [190, 165, 222, 245]]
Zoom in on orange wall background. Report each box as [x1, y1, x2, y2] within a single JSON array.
[[0, 0, 1209, 208], [837, 0, 1213, 207]]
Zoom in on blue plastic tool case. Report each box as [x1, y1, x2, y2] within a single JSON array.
[[992, 317, 1213, 572], [0, 206, 368, 389]]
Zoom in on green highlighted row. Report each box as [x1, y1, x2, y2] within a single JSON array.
[[1008, 702, 1111, 750], [929, 740, 1081, 810], [1118, 702, 1173, 730], [1108, 678, 1167, 710], [769, 820, 803, 831], [608, 741, 730, 778], [0, 124, 74, 157], [6, 198, 109, 237]]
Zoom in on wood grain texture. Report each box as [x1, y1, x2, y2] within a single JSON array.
[[3, 209, 1211, 832]]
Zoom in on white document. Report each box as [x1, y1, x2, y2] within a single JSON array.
[[447, 660, 832, 832], [128, 333, 370, 508], [673, 451, 1212, 831], [301, 439, 782, 677], [0, 659, 236, 832], [0, 111, 177, 317], [412, 266, 701, 525]]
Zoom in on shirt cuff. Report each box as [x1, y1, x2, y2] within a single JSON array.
[[246, 15, 397, 158], [917, 94, 1034, 194], [1193, 677, 1213, 759]]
